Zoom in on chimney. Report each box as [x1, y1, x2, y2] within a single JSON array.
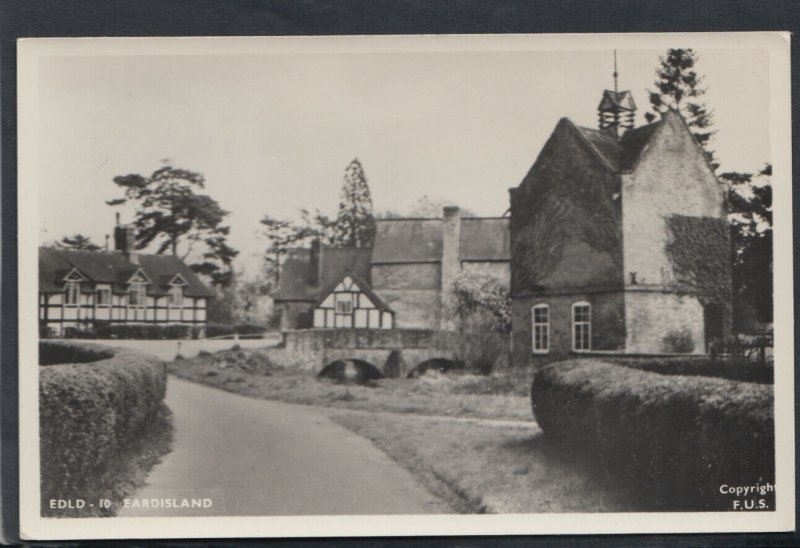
[[440, 206, 461, 331], [114, 223, 139, 264], [308, 239, 321, 286]]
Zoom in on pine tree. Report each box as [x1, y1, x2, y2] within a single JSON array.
[[332, 158, 376, 248], [645, 49, 718, 170], [56, 234, 102, 251]]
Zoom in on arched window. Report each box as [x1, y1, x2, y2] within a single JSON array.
[[572, 302, 591, 352], [531, 304, 549, 354]]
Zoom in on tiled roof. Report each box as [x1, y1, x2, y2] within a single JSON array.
[[371, 219, 443, 264], [39, 247, 215, 297], [459, 217, 510, 261], [272, 246, 371, 302], [575, 118, 663, 173]]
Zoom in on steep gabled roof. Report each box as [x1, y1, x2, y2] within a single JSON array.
[[272, 245, 372, 302], [39, 247, 215, 297], [459, 217, 510, 261], [312, 270, 392, 313], [371, 219, 443, 264], [571, 118, 664, 174]]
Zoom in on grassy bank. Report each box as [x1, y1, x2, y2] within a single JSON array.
[[168, 349, 532, 421], [331, 412, 642, 513]]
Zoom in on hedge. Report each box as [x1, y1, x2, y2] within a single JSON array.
[[94, 323, 201, 340], [605, 355, 773, 384], [39, 342, 168, 500], [532, 359, 774, 510]]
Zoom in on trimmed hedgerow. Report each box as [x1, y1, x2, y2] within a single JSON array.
[[39, 342, 168, 505], [532, 359, 774, 510], [40, 340, 115, 365], [605, 355, 773, 385], [94, 323, 201, 340]]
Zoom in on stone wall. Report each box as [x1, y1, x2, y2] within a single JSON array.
[[371, 263, 441, 328], [621, 111, 725, 288], [278, 328, 455, 374], [625, 290, 705, 354]]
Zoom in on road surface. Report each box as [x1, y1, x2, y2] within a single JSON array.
[[119, 377, 449, 517]]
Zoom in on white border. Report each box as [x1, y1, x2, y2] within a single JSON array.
[[17, 32, 794, 540]]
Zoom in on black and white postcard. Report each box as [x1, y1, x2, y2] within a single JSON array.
[[17, 32, 794, 540]]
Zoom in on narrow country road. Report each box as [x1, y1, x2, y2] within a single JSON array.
[[118, 377, 449, 517]]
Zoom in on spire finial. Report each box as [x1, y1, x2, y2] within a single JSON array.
[[613, 49, 618, 93]]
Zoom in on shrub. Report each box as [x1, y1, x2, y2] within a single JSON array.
[[235, 323, 268, 335], [63, 326, 97, 339], [40, 340, 116, 365], [94, 323, 195, 340], [606, 355, 773, 384], [661, 328, 695, 353], [532, 359, 774, 510], [205, 323, 236, 338], [39, 342, 168, 503]]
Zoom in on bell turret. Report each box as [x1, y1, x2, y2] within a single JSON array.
[[597, 51, 636, 137]]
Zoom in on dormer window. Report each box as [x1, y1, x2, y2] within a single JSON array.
[[168, 285, 184, 307], [64, 281, 80, 306], [129, 282, 146, 308]]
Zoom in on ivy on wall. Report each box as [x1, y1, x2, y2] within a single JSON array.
[[664, 215, 732, 306], [511, 124, 622, 295]]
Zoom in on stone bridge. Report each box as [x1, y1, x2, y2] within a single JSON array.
[[271, 328, 458, 377]]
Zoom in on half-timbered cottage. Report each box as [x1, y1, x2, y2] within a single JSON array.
[[39, 223, 214, 337], [273, 207, 510, 331]]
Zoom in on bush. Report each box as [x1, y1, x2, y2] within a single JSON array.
[[63, 326, 97, 339], [39, 342, 168, 503], [532, 359, 774, 510], [235, 323, 268, 335], [94, 323, 198, 340], [607, 355, 773, 384], [40, 340, 115, 365], [205, 323, 236, 338]]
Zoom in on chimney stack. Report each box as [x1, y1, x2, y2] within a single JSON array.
[[440, 206, 461, 331], [308, 239, 321, 286], [114, 222, 139, 264]]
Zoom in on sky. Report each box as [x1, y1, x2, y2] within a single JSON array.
[[34, 39, 771, 278]]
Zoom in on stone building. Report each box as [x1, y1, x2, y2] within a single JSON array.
[[509, 90, 732, 367], [39, 223, 214, 337], [273, 207, 510, 331]]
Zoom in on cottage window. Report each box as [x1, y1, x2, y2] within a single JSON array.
[[572, 302, 591, 352], [532, 304, 549, 354], [96, 287, 111, 307], [64, 281, 80, 306], [335, 299, 353, 314], [168, 285, 184, 307], [129, 282, 147, 308]]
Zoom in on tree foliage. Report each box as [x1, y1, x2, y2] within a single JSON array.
[[56, 234, 102, 252], [721, 165, 773, 326], [259, 208, 336, 285], [646, 49, 718, 170], [378, 195, 477, 219], [332, 158, 376, 247], [108, 165, 238, 287]]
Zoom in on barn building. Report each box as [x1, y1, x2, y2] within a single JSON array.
[[273, 207, 510, 331], [39, 223, 214, 337], [509, 89, 732, 367]]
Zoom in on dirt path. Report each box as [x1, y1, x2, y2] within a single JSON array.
[[118, 377, 449, 517]]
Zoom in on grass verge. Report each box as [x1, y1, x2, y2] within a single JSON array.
[[331, 412, 644, 514], [168, 349, 532, 421]]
